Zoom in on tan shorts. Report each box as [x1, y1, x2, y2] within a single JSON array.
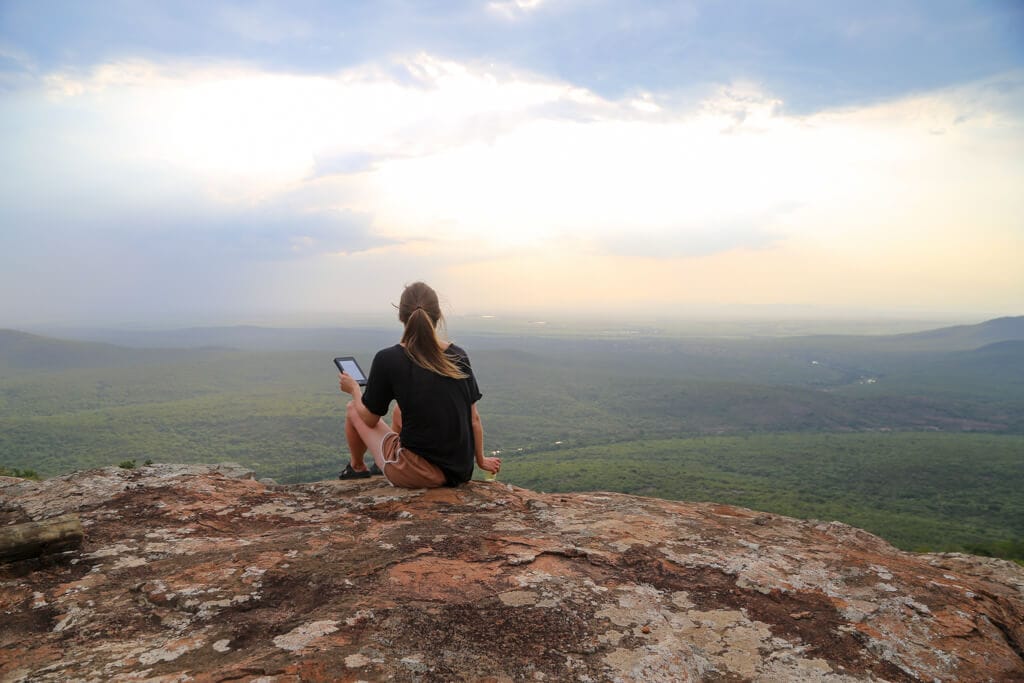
[[379, 432, 447, 488]]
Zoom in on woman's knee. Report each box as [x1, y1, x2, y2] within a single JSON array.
[[345, 401, 367, 439], [347, 401, 387, 442]]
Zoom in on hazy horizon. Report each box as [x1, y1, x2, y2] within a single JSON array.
[[13, 306, 1008, 342], [2, 2, 1022, 326], [4, 302, 1014, 336]]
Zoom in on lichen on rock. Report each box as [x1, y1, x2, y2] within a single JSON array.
[[1, 463, 1022, 681]]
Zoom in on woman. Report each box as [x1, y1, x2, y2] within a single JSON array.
[[338, 282, 501, 487]]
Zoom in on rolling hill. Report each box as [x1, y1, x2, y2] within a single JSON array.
[[892, 315, 1024, 350], [0, 329, 140, 371]]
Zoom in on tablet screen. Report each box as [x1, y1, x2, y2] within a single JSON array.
[[334, 357, 367, 383]]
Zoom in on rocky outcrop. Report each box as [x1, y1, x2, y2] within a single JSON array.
[[1, 464, 1022, 682]]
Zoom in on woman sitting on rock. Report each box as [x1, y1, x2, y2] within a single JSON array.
[[338, 281, 501, 487]]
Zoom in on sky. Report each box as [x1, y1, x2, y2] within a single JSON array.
[[1, 1, 1022, 326]]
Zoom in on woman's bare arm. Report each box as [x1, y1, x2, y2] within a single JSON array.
[[473, 404, 501, 474]]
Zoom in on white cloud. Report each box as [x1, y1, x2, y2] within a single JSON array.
[[487, 0, 550, 21], [15, 60, 1024, 242], [3, 55, 1021, 320]]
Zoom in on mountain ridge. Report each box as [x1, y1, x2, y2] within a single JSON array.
[[0, 329, 138, 371], [5, 315, 1023, 363], [892, 315, 1024, 349]]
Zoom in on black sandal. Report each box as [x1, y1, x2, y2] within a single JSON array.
[[368, 463, 383, 476], [339, 463, 372, 480]]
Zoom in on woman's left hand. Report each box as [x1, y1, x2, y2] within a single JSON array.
[[478, 456, 501, 474]]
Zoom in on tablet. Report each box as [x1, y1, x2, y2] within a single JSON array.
[[333, 356, 368, 386]]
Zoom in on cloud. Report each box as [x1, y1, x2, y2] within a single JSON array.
[[344, 79, 812, 252], [127, 204, 387, 261], [11, 59, 1024, 236], [4, 1, 1023, 111], [487, 0, 550, 21], [1, 50, 1021, 323], [313, 151, 384, 176]]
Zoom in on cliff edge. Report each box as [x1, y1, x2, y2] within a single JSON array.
[[1, 464, 1022, 682]]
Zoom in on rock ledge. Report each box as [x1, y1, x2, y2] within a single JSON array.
[[1, 464, 1022, 681]]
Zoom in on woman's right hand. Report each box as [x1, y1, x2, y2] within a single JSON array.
[[338, 372, 359, 396]]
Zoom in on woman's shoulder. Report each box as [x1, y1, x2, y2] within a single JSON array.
[[445, 342, 469, 358], [373, 344, 407, 362]]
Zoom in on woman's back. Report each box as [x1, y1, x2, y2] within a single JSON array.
[[361, 343, 481, 484]]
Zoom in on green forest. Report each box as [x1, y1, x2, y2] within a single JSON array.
[[1, 318, 1022, 561]]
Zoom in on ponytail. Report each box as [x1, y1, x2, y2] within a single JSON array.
[[398, 283, 467, 380]]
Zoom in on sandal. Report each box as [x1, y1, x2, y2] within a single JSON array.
[[368, 463, 383, 476], [339, 463, 371, 480]]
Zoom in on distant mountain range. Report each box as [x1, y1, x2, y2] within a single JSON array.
[[2, 316, 1022, 371]]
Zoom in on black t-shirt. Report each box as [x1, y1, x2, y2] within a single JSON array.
[[360, 343, 482, 485]]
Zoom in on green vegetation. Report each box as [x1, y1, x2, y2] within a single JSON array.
[[1, 319, 1021, 561], [0, 465, 40, 480], [0, 348, 377, 483]]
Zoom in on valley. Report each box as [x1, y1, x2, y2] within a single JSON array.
[[2, 316, 1022, 560]]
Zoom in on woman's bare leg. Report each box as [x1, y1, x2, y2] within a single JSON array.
[[346, 401, 393, 472], [391, 404, 403, 434], [345, 411, 370, 470]]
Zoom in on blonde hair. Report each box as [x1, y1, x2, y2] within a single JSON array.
[[398, 282, 467, 380]]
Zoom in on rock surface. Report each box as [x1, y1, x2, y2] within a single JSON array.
[[1, 464, 1022, 682]]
